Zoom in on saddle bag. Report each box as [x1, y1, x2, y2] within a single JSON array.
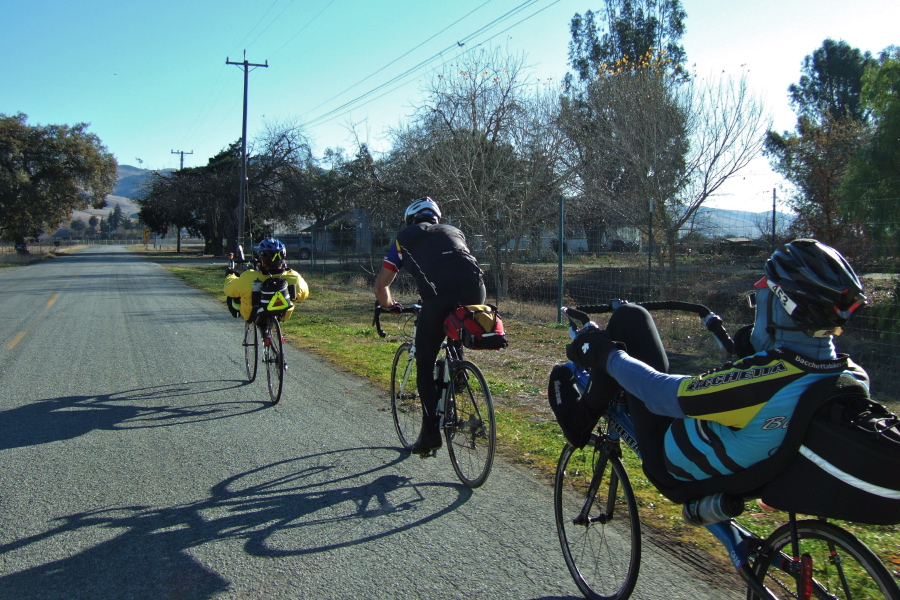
[[444, 304, 508, 350], [252, 277, 294, 316], [761, 396, 900, 525]]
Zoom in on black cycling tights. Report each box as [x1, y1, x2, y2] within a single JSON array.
[[606, 303, 680, 489], [415, 285, 486, 425]]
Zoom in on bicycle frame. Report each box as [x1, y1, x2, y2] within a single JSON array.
[[373, 303, 465, 448], [591, 399, 777, 598], [375, 301, 497, 487]]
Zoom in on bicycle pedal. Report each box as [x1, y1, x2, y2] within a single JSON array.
[[419, 450, 438, 459]]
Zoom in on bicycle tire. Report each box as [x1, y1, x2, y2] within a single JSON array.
[[243, 319, 258, 382], [554, 441, 641, 600], [749, 519, 900, 600], [445, 361, 495, 488], [263, 317, 284, 404], [390, 342, 420, 449]]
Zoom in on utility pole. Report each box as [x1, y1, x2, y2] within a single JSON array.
[[226, 51, 268, 257], [170, 149, 193, 170], [169, 150, 192, 254]]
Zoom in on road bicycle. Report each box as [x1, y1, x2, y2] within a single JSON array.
[[554, 301, 900, 600], [226, 248, 288, 405], [373, 302, 496, 488]]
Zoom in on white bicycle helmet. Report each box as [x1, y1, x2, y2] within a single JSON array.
[[404, 197, 441, 225]]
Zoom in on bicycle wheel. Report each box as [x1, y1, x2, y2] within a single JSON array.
[[749, 519, 900, 600], [243, 319, 258, 382], [554, 441, 641, 600], [390, 342, 420, 449], [263, 317, 285, 404], [445, 361, 495, 488]]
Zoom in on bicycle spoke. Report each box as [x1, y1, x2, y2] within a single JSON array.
[[390, 343, 420, 449], [263, 317, 284, 404], [445, 362, 495, 488], [243, 320, 258, 382], [751, 520, 899, 599], [554, 442, 641, 600]]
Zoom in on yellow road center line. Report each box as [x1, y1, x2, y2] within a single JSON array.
[[46, 293, 59, 308], [6, 332, 25, 349]]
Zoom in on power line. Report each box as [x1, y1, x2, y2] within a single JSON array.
[[303, 0, 549, 129], [301, 0, 496, 116], [270, 0, 337, 58], [227, 0, 284, 59]]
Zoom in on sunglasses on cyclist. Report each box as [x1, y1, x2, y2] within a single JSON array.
[[259, 250, 283, 261]]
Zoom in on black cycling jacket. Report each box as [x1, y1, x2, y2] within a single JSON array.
[[382, 223, 483, 297]]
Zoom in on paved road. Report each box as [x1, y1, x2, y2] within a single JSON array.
[[0, 246, 742, 599]]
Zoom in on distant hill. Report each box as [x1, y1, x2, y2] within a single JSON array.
[[114, 164, 170, 199], [55, 165, 161, 236], [689, 206, 794, 239]]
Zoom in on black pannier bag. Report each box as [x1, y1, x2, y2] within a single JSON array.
[[547, 364, 608, 449], [252, 277, 294, 316], [761, 395, 900, 525]]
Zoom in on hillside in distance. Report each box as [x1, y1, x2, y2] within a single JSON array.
[[114, 164, 167, 199], [689, 206, 794, 239], [57, 165, 156, 234]]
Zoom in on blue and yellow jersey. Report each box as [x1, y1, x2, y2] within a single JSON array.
[[663, 348, 868, 481]]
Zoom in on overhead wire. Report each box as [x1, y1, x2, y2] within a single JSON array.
[[303, 0, 550, 129], [304, 0, 566, 130], [270, 0, 337, 58], [176, 0, 561, 162], [227, 0, 283, 58], [302, 0, 496, 116], [243, 0, 299, 53]]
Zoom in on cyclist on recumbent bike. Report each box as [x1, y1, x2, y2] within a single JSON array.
[[561, 239, 869, 512], [224, 238, 309, 323], [374, 197, 486, 455]]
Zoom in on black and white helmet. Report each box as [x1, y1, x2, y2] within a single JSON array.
[[764, 239, 866, 336], [404, 197, 441, 225]]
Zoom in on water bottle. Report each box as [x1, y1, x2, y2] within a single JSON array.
[[433, 359, 446, 391], [682, 493, 744, 526], [566, 361, 589, 395]]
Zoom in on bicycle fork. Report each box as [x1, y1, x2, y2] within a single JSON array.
[[259, 323, 286, 370], [575, 445, 618, 526]]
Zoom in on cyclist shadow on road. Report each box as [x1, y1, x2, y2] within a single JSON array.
[[0, 447, 473, 600], [0, 380, 266, 451]]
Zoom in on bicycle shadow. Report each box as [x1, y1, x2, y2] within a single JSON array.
[[0, 381, 265, 451], [0, 447, 471, 600]]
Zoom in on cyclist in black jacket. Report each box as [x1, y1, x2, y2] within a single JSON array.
[[375, 197, 486, 454]]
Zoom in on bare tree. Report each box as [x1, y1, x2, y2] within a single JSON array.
[[386, 48, 568, 299], [560, 62, 769, 297]]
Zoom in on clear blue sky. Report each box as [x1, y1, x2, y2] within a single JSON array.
[[3, 0, 897, 212]]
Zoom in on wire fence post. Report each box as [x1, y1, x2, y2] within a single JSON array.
[[647, 198, 654, 300], [557, 195, 564, 324]]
